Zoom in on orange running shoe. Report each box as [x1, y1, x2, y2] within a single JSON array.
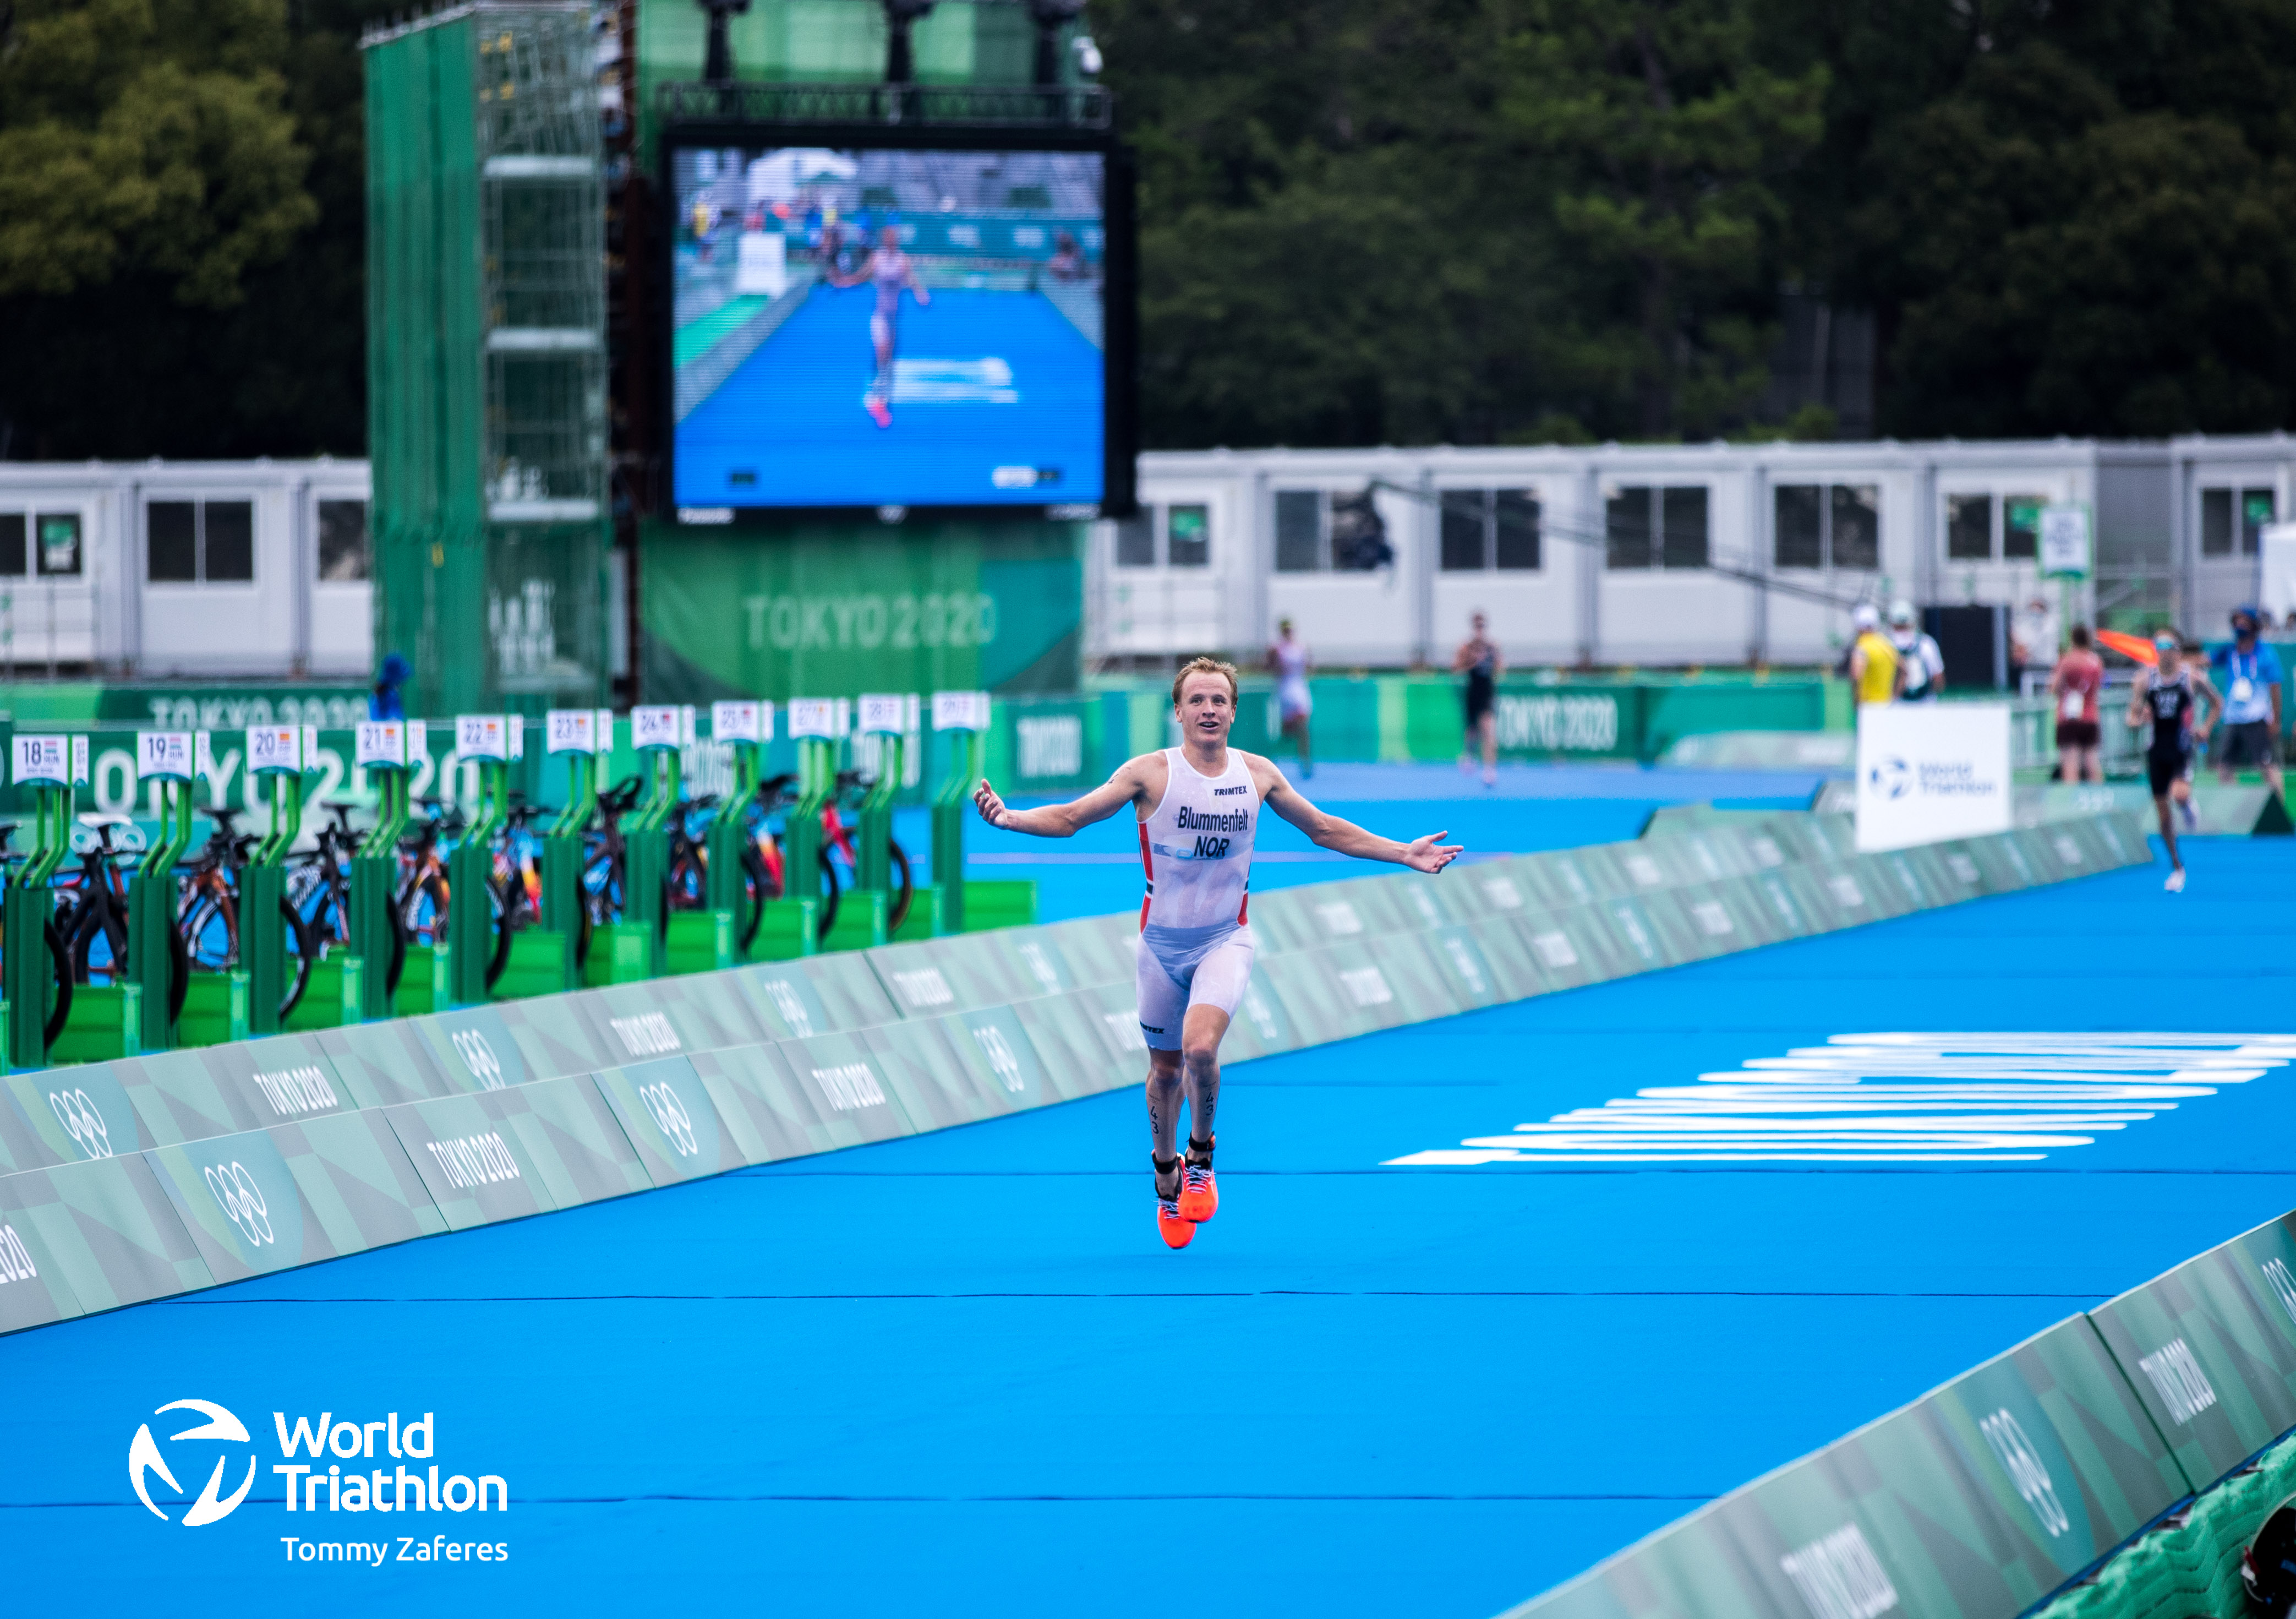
[[1178, 1136, 1218, 1223], [1158, 1196, 1195, 1249], [865, 396, 892, 429]]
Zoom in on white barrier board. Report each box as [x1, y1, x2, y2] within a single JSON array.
[[1855, 702, 2012, 852]]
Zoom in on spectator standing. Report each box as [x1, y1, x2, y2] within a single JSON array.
[[2127, 631, 2222, 891], [1888, 601, 1945, 702], [1849, 604, 1900, 705], [369, 652, 411, 721], [1267, 619, 1314, 778], [2210, 606, 2284, 797], [1454, 612, 1502, 787], [2049, 626, 2105, 783]]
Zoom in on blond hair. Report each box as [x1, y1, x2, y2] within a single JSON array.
[[1171, 655, 1239, 708]]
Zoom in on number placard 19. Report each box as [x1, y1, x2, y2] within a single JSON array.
[[247, 726, 301, 775], [455, 715, 507, 761], [857, 693, 907, 735], [138, 732, 195, 782], [546, 710, 596, 755], [13, 734, 66, 787], [712, 701, 768, 743], [356, 721, 407, 769], [931, 691, 992, 732], [632, 705, 681, 751], [788, 698, 839, 738]]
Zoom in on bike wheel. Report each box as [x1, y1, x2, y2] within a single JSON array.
[[278, 897, 315, 1021], [166, 911, 190, 1025], [398, 873, 449, 948], [483, 875, 513, 991], [180, 891, 238, 973], [736, 842, 771, 951], [69, 899, 130, 988], [42, 915, 72, 1049], [813, 846, 841, 942], [886, 840, 915, 933]]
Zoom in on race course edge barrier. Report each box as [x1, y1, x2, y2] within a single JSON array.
[[1499, 1197, 2296, 1619], [0, 806, 2152, 1338]]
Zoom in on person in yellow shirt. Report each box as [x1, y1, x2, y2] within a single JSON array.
[[1849, 603, 1901, 705]]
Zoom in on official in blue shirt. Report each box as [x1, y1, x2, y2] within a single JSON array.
[[2210, 607, 2283, 795], [369, 652, 411, 722]]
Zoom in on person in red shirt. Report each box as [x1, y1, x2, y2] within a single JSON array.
[[2051, 625, 2106, 783]]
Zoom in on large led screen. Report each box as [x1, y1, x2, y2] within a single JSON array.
[[671, 144, 1107, 510]]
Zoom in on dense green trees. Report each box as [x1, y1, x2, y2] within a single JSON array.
[[1, 0, 2293, 457]]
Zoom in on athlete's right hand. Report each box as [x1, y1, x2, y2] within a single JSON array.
[[973, 777, 1009, 828]]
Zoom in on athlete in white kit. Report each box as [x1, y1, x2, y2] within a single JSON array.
[[973, 656, 1463, 1249]]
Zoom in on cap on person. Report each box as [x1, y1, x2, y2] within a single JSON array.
[[1887, 599, 1916, 629], [1852, 604, 1879, 631]]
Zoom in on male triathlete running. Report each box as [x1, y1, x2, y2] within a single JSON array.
[[972, 656, 1462, 1249], [828, 225, 928, 429], [2126, 631, 2221, 892]]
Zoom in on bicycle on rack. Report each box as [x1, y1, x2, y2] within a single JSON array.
[[746, 773, 844, 943], [174, 806, 316, 1021], [52, 816, 141, 986], [578, 774, 644, 954], [822, 767, 915, 933], [0, 822, 76, 1049], [287, 801, 363, 953], [395, 798, 515, 988]]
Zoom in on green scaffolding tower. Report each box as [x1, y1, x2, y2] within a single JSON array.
[[364, 1, 611, 716]]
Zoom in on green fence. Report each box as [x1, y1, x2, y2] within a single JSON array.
[[0, 803, 2150, 1338]]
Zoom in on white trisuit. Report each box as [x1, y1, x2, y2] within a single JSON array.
[[1135, 747, 1259, 1050]]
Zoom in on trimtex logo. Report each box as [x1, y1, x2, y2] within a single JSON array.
[[130, 1400, 258, 1526]]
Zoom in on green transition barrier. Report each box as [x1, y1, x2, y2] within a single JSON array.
[[1501, 1197, 2296, 1619], [0, 805, 2151, 1339]]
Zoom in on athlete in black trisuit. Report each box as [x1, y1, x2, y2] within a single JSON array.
[[2126, 631, 2221, 892]]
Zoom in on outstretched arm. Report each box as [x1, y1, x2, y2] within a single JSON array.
[[1256, 763, 1461, 874], [974, 756, 1149, 838]]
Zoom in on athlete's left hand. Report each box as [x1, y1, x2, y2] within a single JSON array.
[[1403, 832, 1463, 874]]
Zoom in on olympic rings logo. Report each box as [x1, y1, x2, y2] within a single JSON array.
[[48, 1088, 112, 1159], [203, 1161, 275, 1248], [636, 1082, 697, 1157], [450, 1029, 506, 1091]]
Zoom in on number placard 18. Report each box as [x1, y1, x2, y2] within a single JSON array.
[[712, 701, 768, 743], [456, 715, 507, 761], [138, 732, 195, 782], [931, 691, 992, 732], [857, 693, 907, 735], [788, 698, 839, 738], [546, 710, 596, 755], [13, 734, 66, 787], [248, 726, 302, 775], [632, 705, 681, 751]]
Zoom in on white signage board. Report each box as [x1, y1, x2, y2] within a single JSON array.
[[355, 721, 407, 769], [137, 732, 195, 782], [2038, 504, 2092, 579], [248, 725, 302, 775], [857, 693, 907, 735], [632, 705, 681, 751], [13, 734, 66, 787], [407, 720, 429, 765], [788, 698, 840, 739], [545, 709, 597, 755], [932, 691, 992, 732], [2262, 523, 2296, 624], [71, 735, 88, 786], [712, 701, 768, 743], [509, 715, 524, 760], [1855, 702, 2013, 852], [456, 715, 509, 761], [594, 710, 614, 754]]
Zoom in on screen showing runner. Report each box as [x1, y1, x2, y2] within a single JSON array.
[[670, 144, 1107, 509]]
